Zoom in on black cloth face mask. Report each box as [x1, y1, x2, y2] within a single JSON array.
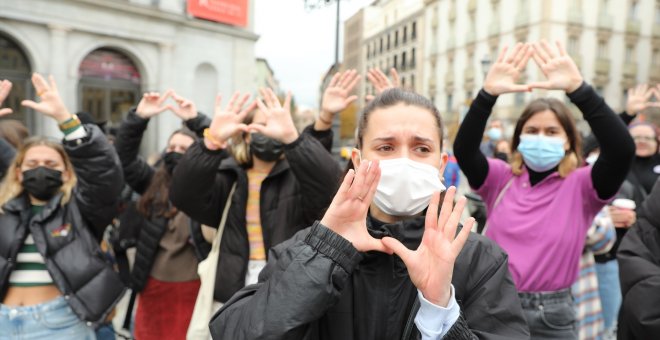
[[163, 151, 183, 175], [21, 166, 64, 201], [250, 133, 284, 162]]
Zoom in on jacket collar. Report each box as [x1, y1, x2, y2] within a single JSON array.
[[4, 192, 64, 221], [366, 214, 425, 250], [218, 157, 290, 179]]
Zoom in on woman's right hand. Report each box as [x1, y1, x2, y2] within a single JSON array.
[[366, 68, 401, 101], [320, 160, 390, 253], [0, 80, 13, 116], [21, 73, 72, 123], [205, 92, 255, 150], [483, 43, 533, 96], [626, 84, 656, 116], [135, 91, 172, 119]]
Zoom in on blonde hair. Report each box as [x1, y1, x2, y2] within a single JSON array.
[[0, 137, 77, 209], [510, 150, 579, 178], [230, 110, 257, 167]]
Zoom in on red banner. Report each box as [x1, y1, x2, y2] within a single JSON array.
[[187, 0, 248, 27]]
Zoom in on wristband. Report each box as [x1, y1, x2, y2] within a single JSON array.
[[58, 115, 82, 133], [203, 128, 223, 148]]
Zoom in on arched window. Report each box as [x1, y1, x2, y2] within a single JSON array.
[[78, 48, 141, 126], [0, 33, 32, 126], [193, 63, 218, 115]]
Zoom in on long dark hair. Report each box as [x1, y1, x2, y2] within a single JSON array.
[[346, 88, 444, 172], [510, 98, 582, 177], [137, 128, 196, 218]]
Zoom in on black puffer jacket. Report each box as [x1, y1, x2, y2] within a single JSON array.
[[210, 217, 530, 339], [618, 177, 660, 340], [115, 110, 206, 291], [170, 126, 342, 302], [0, 125, 125, 324]]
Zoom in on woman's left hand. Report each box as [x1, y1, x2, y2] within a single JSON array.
[[21, 73, 72, 123], [382, 187, 474, 307], [250, 88, 299, 144], [529, 40, 584, 93], [169, 91, 199, 121]]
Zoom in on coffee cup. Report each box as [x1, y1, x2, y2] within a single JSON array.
[[612, 198, 636, 211]]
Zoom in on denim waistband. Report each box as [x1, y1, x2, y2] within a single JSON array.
[[0, 296, 68, 318], [518, 289, 572, 308]]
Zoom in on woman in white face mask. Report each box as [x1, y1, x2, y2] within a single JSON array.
[[209, 88, 530, 340], [454, 41, 636, 339]]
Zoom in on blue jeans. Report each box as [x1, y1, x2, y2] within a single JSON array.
[[595, 259, 621, 332], [519, 289, 578, 340], [0, 296, 96, 340], [95, 323, 115, 340]]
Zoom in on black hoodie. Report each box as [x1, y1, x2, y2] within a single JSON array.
[[618, 177, 660, 339]]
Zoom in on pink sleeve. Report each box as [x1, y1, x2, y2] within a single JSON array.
[[474, 158, 514, 211], [573, 166, 612, 221]]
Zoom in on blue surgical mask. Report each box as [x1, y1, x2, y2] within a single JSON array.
[[487, 127, 503, 141], [517, 134, 566, 172]]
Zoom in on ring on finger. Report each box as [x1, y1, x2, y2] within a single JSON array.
[[37, 90, 48, 97]]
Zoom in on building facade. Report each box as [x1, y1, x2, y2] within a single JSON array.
[[0, 0, 257, 154], [338, 0, 426, 146], [424, 0, 660, 140]]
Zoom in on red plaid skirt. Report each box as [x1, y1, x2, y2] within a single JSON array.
[[134, 277, 201, 340]]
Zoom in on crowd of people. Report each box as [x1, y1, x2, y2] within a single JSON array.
[[0, 40, 659, 340]]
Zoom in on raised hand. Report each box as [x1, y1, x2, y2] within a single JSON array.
[[169, 91, 198, 120], [319, 69, 361, 125], [320, 160, 390, 253], [366, 68, 401, 101], [250, 88, 299, 144], [381, 187, 474, 307], [135, 90, 172, 119], [529, 40, 583, 93], [0, 80, 13, 116], [483, 43, 533, 96], [205, 91, 254, 150], [626, 84, 656, 116], [21, 73, 72, 123]]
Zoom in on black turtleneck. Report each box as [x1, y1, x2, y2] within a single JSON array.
[[454, 83, 635, 199]]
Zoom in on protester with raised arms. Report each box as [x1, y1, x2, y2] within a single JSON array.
[[0, 74, 124, 338], [209, 88, 529, 340], [454, 41, 635, 339]]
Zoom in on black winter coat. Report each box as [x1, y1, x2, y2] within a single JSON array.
[[0, 125, 125, 324], [618, 177, 660, 340], [115, 110, 206, 291], [210, 217, 530, 340], [169, 126, 342, 302]]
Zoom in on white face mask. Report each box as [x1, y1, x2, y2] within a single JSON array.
[[372, 157, 446, 216]]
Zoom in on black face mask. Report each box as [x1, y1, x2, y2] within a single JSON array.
[[250, 133, 284, 162], [22, 167, 63, 201], [163, 152, 183, 175]]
